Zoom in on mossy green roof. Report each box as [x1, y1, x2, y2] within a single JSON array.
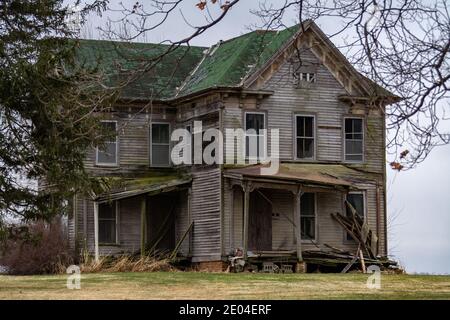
[[177, 26, 297, 96], [74, 26, 298, 100], [94, 174, 192, 202], [75, 39, 206, 100]]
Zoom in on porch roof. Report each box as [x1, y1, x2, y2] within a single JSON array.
[[224, 163, 375, 189], [93, 175, 192, 203]]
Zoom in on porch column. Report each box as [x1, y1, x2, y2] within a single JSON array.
[[140, 196, 147, 257], [93, 201, 99, 262], [187, 187, 192, 256], [243, 182, 250, 260], [293, 187, 303, 262]]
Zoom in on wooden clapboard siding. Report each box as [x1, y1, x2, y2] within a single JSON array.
[[84, 109, 176, 175], [222, 97, 245, 164], [268, 190, 295, 251], [190, 168, 222, 262], [221, 179, 232, 255], [251, 46, 350, 162]]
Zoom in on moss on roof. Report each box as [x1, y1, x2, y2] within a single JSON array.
[[177, 27, 297, 96], [74, 27, 299, 100], [75, 39, 206, 100]]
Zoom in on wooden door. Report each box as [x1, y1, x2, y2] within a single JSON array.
[[248, 191, 272, 251]]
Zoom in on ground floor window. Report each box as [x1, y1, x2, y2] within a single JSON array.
[[98, 202, 117, 244], [300, 192, 316, 240], [346, 192, 365, 240]]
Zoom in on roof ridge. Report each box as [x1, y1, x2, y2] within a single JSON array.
[[76, 38, 208, 49]]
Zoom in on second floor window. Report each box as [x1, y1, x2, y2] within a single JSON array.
[[151, 123, 170, 167], [344, 118, 364, 162], [96, 121, 118, 166], [296, 115, 315, 159], [245, 112, 266, 160], [99, 202, 118, 244]]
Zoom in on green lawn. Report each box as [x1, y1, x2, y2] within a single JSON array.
[[0, 272, 449, 299]]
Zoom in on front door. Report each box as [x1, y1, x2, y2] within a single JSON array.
[[248, 191, 272, 251]]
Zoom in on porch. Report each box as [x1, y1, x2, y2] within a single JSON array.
[[223, 163, 374, 272], [90, 175, 192, 261]]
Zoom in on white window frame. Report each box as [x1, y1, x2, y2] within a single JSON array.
[[98, 200, 120, 245], [294, 114, 316, 160], [343, 117, 364, 163], [244, 111, 267, 161], [95, 120, 118, 167], [150, 122, 171, 168], [300, 192, 318, 242], [344, 191, 367, 242]]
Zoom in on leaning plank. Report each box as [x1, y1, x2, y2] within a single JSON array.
[[358, 248, 366, 273], [341, 255, 358, 273], [169, 221, 194, 260]]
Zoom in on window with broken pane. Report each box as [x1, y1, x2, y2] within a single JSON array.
[[151, 123, 170, 167], [96, 121, 118, 165], [245, 112, 266, 160], [300, 192, 316, 240], [99, 202, 117, 244]]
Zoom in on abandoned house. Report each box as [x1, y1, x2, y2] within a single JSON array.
[[68, 21, 399, 272]]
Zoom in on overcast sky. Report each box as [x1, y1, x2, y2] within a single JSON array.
[[81, 0, 450, 274]]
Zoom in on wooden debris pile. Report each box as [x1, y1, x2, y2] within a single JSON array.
[[303, 246, 397, 273], [331, 200, 378, 260], [312, 200, 398, 272]]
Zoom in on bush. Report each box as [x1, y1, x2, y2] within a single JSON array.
[[0, 219, 74, 275]]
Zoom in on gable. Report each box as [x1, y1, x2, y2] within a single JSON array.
[[243, 22, 396, 101], [244, 25, 363, 96]]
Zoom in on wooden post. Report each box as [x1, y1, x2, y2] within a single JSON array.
[[293, 187, 303, 262], [93, 201, 99, 262], [243, 183, 250, 260], [140, 196, 147, 257]]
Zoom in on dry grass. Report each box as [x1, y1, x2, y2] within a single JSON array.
[[79, 255, 175, 273], [0, 272, 449, 300]]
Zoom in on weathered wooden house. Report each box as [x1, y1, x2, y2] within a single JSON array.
[[69, 21, 397, 272]]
